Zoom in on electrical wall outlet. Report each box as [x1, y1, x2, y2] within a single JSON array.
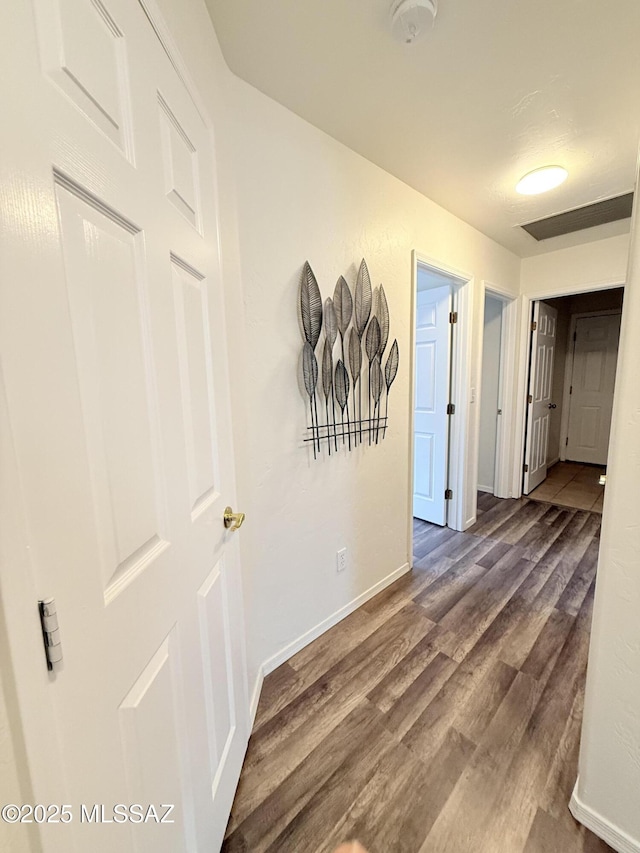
[[337, 548, 347, 573]]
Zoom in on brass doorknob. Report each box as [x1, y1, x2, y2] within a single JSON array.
[[223, 507, 246, 532]]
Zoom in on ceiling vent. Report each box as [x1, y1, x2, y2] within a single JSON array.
[[520, 192, 634, 241]]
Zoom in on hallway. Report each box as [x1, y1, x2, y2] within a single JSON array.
[[528, 462, 606, 513], [223, 495, 611, 852]]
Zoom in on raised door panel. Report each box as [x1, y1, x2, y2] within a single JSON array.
[[171, 256, 219, 521], [34, 0, 134, 156], [414, 434, 435, 502], [119, 630, 195, 853], [197, 563, 236, 788], [415, 341, 436, 414], [158, 94, 201, 230], [55, 176, 169, 604]]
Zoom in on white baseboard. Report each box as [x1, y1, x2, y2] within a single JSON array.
[[261, 562, 411, 676], [547, 456, 560, 468], [248, 667, 264, 729], [477, 484, 494, 494], [570, 778, 640, 853]]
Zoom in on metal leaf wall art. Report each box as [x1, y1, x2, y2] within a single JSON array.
[[298, 258, 400, 457]]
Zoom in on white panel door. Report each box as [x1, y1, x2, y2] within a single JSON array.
[[413, 285, 451, 525], [566, 313, 621, 465], [524, 301, 557, 494], [0, 2, 248, 852]]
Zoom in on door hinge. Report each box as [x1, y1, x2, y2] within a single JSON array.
[[531, 321, 537, 331], [566, 437, 569, 446], [569, 385, 573, 395], [38, 598, 63, 671], [573, 331, 577, 342], [524, 464, 529, 473], [445, 488, 453, 500], [449, 311, 458, 324], [528, 394, 533, 404], [446, 403, 455, 415], [497, 408, 502, 415]]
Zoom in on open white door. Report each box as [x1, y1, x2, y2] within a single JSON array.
[[524, 301, 558, 494], [413, 284, 452, 525], [0, 2, 248, 851], [566, 313, 621, 465]]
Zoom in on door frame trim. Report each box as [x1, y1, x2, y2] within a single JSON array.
[[514, 281, 625, 498], [408, 251, 473, 563], [559, 308, 623, 462], [479, 282, 518, 499]]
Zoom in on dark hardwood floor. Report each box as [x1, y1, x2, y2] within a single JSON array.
[[223, 494, 612, 853]]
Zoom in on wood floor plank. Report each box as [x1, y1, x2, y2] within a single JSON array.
[[263, 702, 397, 853], [520, 608, 575, 683], [438, 553, 535, 661], [224, 701, 390, 852], [414, 559, 491, 622], [455, 659, 518, 743], [419, 671, 542, 853], [355, 729, 475, 853], [477, 618, 593, 853], [381, 651, 458, 739], [465, 497, 523, 536], [366, 628, 449, 712], [523, 808, 584, 853], [557, 535, 600, 616], [252, 661, 302, 729], [227, 604, 434, 830], [225, 501, 613, 853]]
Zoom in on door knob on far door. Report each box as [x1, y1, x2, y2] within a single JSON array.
[[223, 506, 246, 532], [548, 403, 557, 409]]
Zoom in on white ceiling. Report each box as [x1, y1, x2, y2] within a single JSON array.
[[204, 0, 640, 257]]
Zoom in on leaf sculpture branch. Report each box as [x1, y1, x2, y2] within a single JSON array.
[[334, 359, 351, 450], [303, 342, 319, 459], [348, 328, 362, 448], [300, 262, 323, 453], [365, 316, 381, 445], [322, 339, 334, 455], [371, 355, 383, 444], [383, 339, 399, 439], [355, 260, 372, 442], [323, 297, 338, 451], [376, 284, 390, 361]]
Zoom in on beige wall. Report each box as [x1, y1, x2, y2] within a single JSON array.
[[229, 76, 521, 680], [520, 233, 629, 298], [572, 196, 640, 848]]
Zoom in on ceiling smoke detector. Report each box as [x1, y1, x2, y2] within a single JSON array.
[[391, 0, 437, 44]]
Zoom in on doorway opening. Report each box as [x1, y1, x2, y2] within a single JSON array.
[[477, 286, 518, 501], [408, 253, 472, 554], [522, 286, 624, 512]]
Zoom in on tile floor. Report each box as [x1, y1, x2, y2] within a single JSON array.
[[527, 462, 605, 513]]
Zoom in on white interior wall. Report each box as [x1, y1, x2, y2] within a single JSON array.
[[228, 76, 521, 681], [478, 296, 503, 491], [520, 233, 629, 297], [571, 189, 640, 852]]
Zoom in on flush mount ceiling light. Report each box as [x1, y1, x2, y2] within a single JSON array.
[[516, 166, 568, 195], [390, 0, 437, 44]]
